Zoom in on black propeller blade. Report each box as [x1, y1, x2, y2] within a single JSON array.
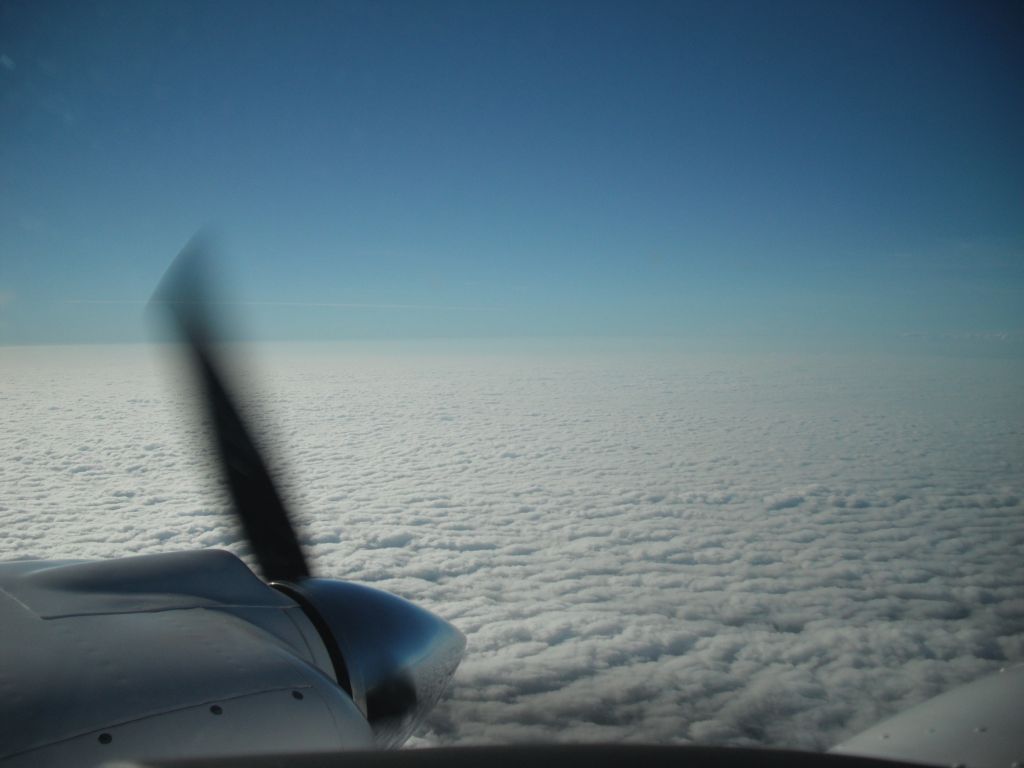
[[151, 235, 311, 583]]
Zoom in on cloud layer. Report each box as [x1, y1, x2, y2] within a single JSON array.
[[1, 342, 1022, 751]]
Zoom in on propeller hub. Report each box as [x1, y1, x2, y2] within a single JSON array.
[[274, 578, 466, 748]]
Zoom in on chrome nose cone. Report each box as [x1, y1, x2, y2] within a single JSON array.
[[277, 578, 465, 747]]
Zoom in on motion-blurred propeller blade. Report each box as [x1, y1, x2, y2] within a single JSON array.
[[152, 234, 311, 583]]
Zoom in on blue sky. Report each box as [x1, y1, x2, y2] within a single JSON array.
[[1, 0, 1021, 349]]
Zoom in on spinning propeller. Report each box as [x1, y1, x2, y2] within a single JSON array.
[[151, 234, 465, 747]]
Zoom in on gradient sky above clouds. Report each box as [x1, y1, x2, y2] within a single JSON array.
[[0, 0, 1022, 347]]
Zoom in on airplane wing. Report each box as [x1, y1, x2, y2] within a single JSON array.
[[830, 663, 1023, 768]]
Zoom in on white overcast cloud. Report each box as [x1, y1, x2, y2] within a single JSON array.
[[1, 342, 1021, 752]]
